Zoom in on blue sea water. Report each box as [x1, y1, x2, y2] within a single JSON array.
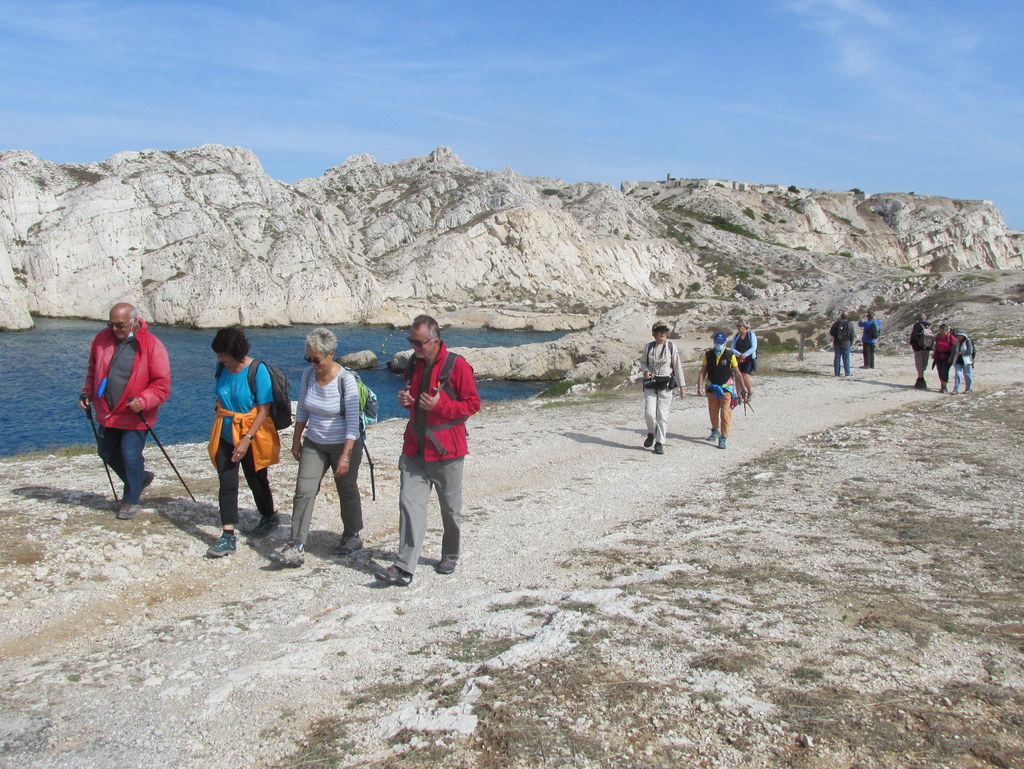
[[0, 319, 565, 457]]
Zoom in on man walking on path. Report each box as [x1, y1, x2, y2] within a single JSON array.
[[858, 312, 881, 369], [80, 303, 170, 519], [696, 331, 747, 450], [909, 312, 933, 389], [376, 315, 481, 587], [829, 311, 856, 377], [640, 322, 686, 455]]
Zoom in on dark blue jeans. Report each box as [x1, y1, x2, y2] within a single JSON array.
[[833, 346, 852, 376], [96, 426, 149, 504]]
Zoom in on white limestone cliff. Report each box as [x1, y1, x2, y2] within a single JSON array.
[[1, 144, 1021, 332]]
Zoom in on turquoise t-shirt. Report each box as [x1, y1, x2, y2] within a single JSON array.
[[216, 362, 273, 444]]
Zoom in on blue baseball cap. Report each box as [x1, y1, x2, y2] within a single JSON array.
[[713, 332, 728, 344]]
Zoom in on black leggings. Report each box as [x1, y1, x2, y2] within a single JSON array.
[[215, 439, 275, 527]]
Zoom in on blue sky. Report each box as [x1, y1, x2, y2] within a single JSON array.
[[2, 0, 1022, 228]]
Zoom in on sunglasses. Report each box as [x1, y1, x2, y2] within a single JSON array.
[[407, 337, 438, 348], [106, 320, 133, 330], [304, 355, 326, 365]]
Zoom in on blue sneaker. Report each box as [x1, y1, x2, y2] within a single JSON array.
[[718, 436, 727, 450], [206, 531, 236, 558], [706, 429, 720, 442]]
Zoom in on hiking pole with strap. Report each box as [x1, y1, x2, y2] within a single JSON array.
[[82, 398, 119, 502], [137, 411, 196, 502]]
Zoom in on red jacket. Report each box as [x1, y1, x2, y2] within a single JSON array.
[[82, 318, 171, 429], [401, 341, 481, 461]]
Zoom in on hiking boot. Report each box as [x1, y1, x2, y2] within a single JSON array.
[[653, 442, 665, 455], [247, 513, 280, 539], [375, 565, 412, 587], [643, 433, 654, 448], [706, 429, 720, 442], [206, 531, 237, 558], [270, 542, 304, 567], [435, 558, 457, 575], [332, 532, 363, 556], [116, 504, 139, 520], [718, 436, 727, 450], [142, 471, 155, 491]]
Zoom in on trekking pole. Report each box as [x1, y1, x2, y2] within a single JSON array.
[[362, 439, 376, 501], [137, 411, 196, 502], [82, 399, 119, 502]]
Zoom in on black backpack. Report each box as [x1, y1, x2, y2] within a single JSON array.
[[836, 320, 855, 345], [215, 359, 293, 430]]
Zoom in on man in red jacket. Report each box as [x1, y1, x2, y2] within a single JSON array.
[[80, 303, 170, 519], [376, 315, 481, 586]]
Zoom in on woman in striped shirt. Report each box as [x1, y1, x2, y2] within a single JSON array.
[[271, 327, 363, 567]]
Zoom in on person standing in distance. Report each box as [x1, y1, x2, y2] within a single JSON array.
[[376, 316, 481, 587], [80, 302, 170, 520], [729, 322, 757, 399], [641, 322, 686, 455], [829, 311, 856, 377], [909, 312, 932, 389], [858, 312, 881, 369]]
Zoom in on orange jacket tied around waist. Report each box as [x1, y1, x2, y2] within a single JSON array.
[[207, 404, 281, 472]]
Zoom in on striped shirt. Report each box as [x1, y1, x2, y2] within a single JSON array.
[[295, 366, 361, 444]]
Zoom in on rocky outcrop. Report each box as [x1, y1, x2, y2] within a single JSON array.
[[1, 144, 1020, 331], [387, 304, 656, 382]]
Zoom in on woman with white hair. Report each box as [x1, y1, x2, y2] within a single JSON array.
[[271, 327, 364, 567]]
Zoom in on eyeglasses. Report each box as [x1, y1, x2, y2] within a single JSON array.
[[407, 337, 438, 348], [304, 355, 326, 364], [106, 320, 133, 330]]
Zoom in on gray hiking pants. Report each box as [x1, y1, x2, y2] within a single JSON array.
[[394, 454, 463, 574], [290, 437, 363, 547]]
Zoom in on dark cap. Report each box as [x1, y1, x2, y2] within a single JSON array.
[[652, 323, 670, 333]]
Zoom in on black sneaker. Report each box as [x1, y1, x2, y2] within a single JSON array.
[[643, 433, 654, 448], [653, 442, 665, 455], [332, 532, 363, 556], [142, 471, 155, 491], [435, 558, 457, 575], [375, 565, 412, 586], [247, 513, 280, 539]]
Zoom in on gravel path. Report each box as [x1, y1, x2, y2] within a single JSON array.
[[1, 350, 1021, 768]]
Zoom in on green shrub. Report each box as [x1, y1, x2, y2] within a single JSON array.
[[707, 216, 758, 239], [541, 188, 559, 196], [743, 207, 756, 220], [688, 282, 701, 293], [537, 381, 573, 398], [788, 185, 800, 193]]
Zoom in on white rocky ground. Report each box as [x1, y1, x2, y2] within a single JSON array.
[[1, 348, 1023, 768]]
